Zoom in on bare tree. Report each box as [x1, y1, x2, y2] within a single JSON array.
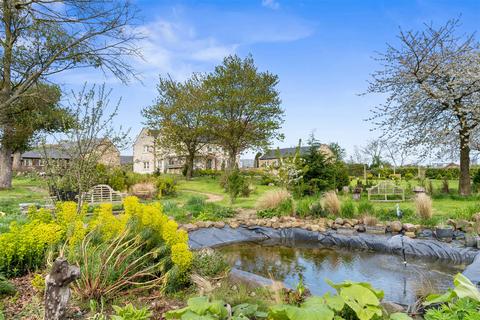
[[360, 139, 383, 168], [367, 19, 480, 195], [383, 144, 410, 174], [43, 84, 129, 208], [0, 0, 141, 188]]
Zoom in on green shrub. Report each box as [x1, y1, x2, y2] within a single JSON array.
[[166, 296, 266, 320], [195, 204, 236, 221], [162, 201, 188, 223], [156, 176, 177, 197], [107, 168, 127, 191], [0, 220, 63, 277], [194, 169, 221, 178], [31, 273, 45, 294], [309, 201, 327, 217], [111, 303, 152, 320], [357, 201, 375, 216], [185, 196, 207, 216], [192, 249, 229, 278], [260, 174, 276, 186], [224, 169, 246, 203], [257, 197, 294, 218], [0, 274, 16, 296], [296, 198, 314, 218], [340, 200, 356, 218], [425, 297, 479, 320], [424, 273, 480, 320]]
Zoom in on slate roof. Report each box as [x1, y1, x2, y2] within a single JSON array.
[[120, 155, 133, 165], [259, 146, 313, 160], [21, 148, 70, 160]]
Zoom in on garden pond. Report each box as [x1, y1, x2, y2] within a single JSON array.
[[218, 241, 466, 305]]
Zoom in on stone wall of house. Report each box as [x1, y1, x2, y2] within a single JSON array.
[[132, 128, 232, 174]]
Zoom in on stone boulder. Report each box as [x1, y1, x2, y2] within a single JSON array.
[[391, 221, 402, 233]]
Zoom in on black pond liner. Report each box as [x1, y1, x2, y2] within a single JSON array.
[[188, 226, 480, 286]]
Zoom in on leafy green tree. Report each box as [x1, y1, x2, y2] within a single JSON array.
[[204, 55, 284, 169], [301, 136, 349, 195], [142, 75, 211, 180], [4, 84, 71, 178], [0, 0, 140, 188]]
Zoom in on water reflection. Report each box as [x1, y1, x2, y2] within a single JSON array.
[[218, 241, 465, 305]]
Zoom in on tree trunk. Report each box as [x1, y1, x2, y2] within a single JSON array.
[[0, 147, 13, 189], [12, 151, 21, 171], [227, 150, 237, 171], [186, 153, 195, 180], [459, 134, 471, 196]]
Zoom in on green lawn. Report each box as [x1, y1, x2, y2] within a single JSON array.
[[0, 177, 49, 214], [177, 176, 278, 209]]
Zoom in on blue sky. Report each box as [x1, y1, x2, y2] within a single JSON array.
[[53, 0, 480, 158]]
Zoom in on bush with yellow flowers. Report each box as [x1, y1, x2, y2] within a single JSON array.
[[0, 220, 63, 277], [0, 195, 193, 297]]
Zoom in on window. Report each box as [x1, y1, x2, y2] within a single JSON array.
[[143, 161, 150, 170], [143, 145, 149, 153]]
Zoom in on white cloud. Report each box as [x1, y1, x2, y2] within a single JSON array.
[[53, 6, 314, 84], [262, 0, 280, 10], [131, 19, 239, 81]]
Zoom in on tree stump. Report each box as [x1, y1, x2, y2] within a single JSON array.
[[44, 258, 80, 320]]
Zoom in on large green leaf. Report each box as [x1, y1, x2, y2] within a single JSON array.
[[423, 290, 455, 306], [340, 284, 380, 306], [187, 297, 211, 315], [165, 307, 190, 319], [389, 313, 413, 320], [453, 273, 480, 302], [339, 285, 382, 320], [268, 305, 290, 320], [323, 293, 345, 311], [325, 279, 384, 300], [285, 305, 334, 320], [208, 300, 227, 318], [181, 311, 216, 320], [232, 303, 258, 317]]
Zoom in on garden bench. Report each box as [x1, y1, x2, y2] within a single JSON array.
[[367, 181, 405, 202], [81, 184, 126, 205]]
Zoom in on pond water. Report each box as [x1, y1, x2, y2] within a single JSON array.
[[218, 241, 466, 305]]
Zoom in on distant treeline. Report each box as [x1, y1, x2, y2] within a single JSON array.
[[346, 164, 480, 180]]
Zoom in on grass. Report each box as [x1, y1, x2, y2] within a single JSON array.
[[0, 177, 48, 215], [177, 176, 279, 209]]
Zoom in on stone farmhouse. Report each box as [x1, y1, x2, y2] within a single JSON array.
[[133, 128, 231, 174], [13, 139, 121, 172], [257, 144, 333, 168]]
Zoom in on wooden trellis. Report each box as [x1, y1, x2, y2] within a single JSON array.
[[367, 181, 405, 202]]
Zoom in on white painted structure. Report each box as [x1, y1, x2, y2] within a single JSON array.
[[133, 128, 232, 174]]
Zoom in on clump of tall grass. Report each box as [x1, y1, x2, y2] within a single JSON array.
[[322, 191, 340, 216], [256, 190, 292, 211], [130, 182, 156, 199], [415, 193, 433, 220], [340, 200, 356, 218], [362, 215, 378, 226], [357, 200, 375, 216]]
